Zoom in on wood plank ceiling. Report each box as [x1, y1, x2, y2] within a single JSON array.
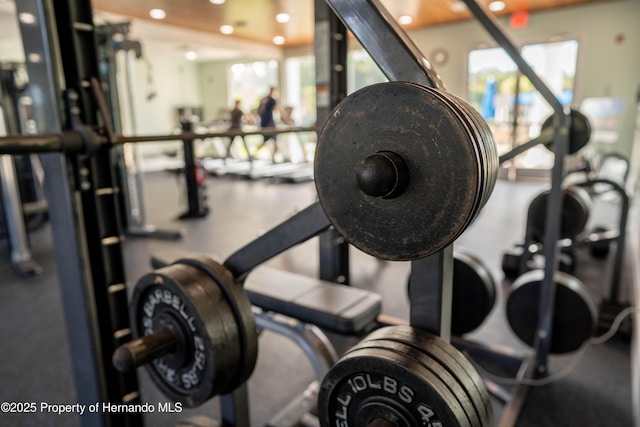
[[92, 0, 611, 48]]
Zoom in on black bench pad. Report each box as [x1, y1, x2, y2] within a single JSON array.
[[244, 267, 381, 335]]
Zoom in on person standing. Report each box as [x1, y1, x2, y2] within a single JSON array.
[[256, 87, 290, 160], [258, 86, 287, 128], [229, 99, 244, 130]]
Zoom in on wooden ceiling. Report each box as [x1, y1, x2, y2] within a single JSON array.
[[92, 0, 610, 48]]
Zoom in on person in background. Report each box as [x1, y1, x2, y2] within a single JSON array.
[[229, 99, 244, 130], [255, 87, 291, 160], [257, 86, 289, 129]]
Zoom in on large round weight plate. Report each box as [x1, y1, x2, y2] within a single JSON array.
[[320, 348, 470, 427], [542, 109, 591, 154], [130, 256, 257, 407], [451, 251, 497, 335], [355, 326, 493, 427], [315, 81, 498, 260], [506, 270, 597, 354], [527, 185, 591, 241]]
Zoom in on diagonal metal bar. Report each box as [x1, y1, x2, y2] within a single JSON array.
[[224, 202, 331, 279], [325, 0, 444, 89]]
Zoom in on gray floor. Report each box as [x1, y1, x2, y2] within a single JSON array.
[[0, 170, 636, 426]]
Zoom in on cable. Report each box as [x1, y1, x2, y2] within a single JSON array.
[[590, 306, 638, 344], [468, 306, 638, 387]]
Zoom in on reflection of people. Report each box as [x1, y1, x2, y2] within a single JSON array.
[[229, 99, 244, 129]]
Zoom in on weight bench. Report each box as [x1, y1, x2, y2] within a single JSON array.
[[244, 266, 382, 335], [150, 256, 382, 377], [243, 266, 382, 427]]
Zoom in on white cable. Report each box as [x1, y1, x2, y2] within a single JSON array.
[[590, 306, 638, 345], [469, 306, 638, 387]]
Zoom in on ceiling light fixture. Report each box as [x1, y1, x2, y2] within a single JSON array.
[[149, 8, 166, 20], [273, 36, 286, 45], [449, 1, 467, 12], [488, 1, 506, 12], [209, 0, 226, 4], [185, 51, 198, 61], [220, 25, 234, 34], [276, 13, 290, 23], [398, 15, 413, 25], [18, 13, 36, 24]]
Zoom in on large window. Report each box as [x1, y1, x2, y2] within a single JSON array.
[[228, 60, 279, 117], [468, 40, 579, 171]]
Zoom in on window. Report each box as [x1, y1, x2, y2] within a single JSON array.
[[468, 40, 579, 171], [228, 60, 279, 116]]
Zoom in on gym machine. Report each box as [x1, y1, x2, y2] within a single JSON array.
[[201, 126, 316, 182], [96, 21, 184, 238], [0, 62, 46, 276], [4, 1, 636, 427]]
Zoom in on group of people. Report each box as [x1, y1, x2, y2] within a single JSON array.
[[228, 86, 291, 131]]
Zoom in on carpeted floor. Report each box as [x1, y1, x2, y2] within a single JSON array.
[[0, 170, 636, 426]]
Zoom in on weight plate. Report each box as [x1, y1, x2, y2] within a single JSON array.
[[542, 109, 591, 154], [451, 251, 497, 335], [506, 269, 597, 354], [350, 340, 482, 427], [130, 256, 257, 407], [527, 185, 592, 241], [319, 346, 472, 427], [315, 81, 498, 260], [359, 326, 492, 427]]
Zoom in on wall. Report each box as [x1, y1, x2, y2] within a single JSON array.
[[281, 0, 640, 159], [406, 0, 640, 158]]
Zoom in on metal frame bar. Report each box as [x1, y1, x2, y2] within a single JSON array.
[[461, 0, 571, 377], [16, 1, 142, 426], [315, 0, 351, 285], [178, 120, 209, 219]]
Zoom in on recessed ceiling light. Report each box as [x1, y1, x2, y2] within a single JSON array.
[[220, 25, 234, 34], [449, 1, 467, 12], [276, 13, 290, 23], [210, 0, 225, 4], [18, 13, 36, 24], [488, 1, 506, 12], [273, 36, 286, 45], [185, 51, 198, 61], [398, 15, 413, 25], [149, 9, 166, 20]]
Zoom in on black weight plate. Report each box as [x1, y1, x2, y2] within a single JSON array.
[[430, 86, 498, 211], [542, 109, 591, 154], [418, 85, 498, 217], [451, 251, 497, 335], [359, 326, 492, 427], [130, 257, 257, 407], [351, 340, 482, 427], [527, 185, 592, 241], [506, 270, 597, 354], [319, 346, 472, 427], [315, 81, 497, 261]]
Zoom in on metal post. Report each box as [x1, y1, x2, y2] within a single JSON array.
[[0, 66, 42, 276], [179, 120, 209, 219], [315, 0, 350, 284], [408, 246, 454, 341], [16, 1, 142, 426]]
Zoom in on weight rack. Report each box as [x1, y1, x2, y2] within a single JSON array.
[[3, 0, 636, 426]]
